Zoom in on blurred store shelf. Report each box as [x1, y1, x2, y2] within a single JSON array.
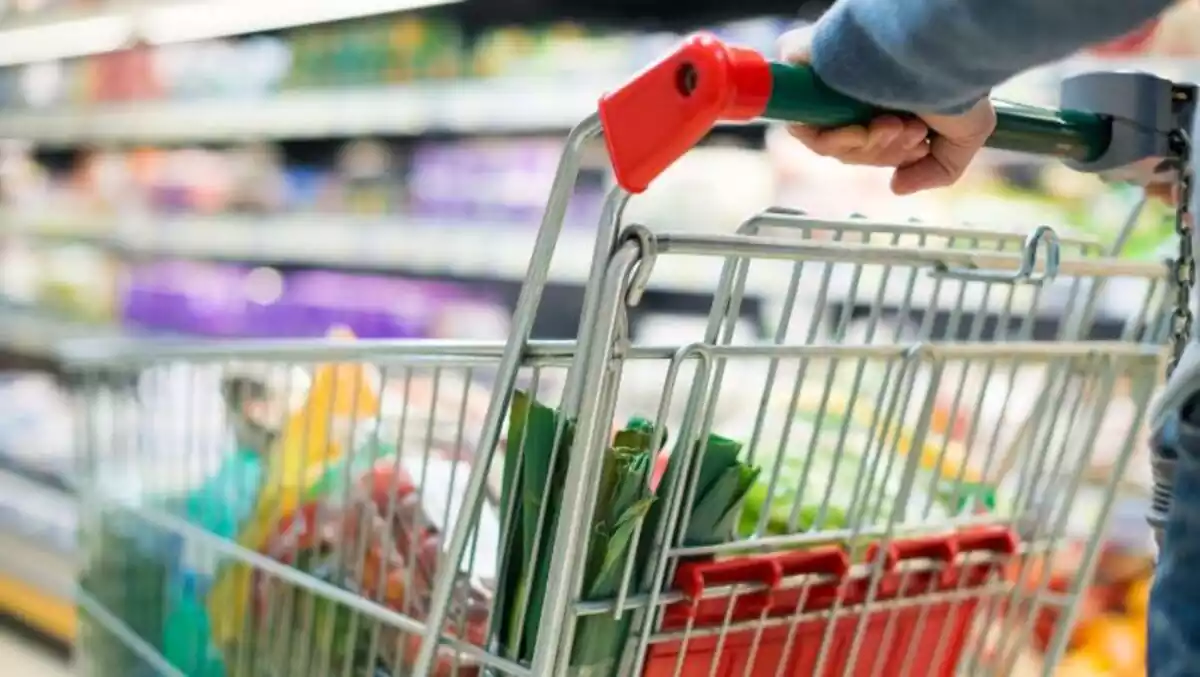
[[0, 212, 1058, 309], [0, 76, 634, 144], [0, 0, 461, 67], [0, 469, 76, 645], [2, 213, 1168, 342], [0, 302, 135, 361], [5, 213, 766, 291], [0, 469, 74, 555]]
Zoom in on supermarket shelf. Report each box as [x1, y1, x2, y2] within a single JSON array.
[[0, 467, 77, 558], [0, 450, 74, 495], [0, 76, 633, 144], [0, 467, 77, 645], [0, 573, 75, 645], [4, 214, 784, 294], [3, 214, 1164, 331], [0, 0, 459, 67], [0, 610, 73, 656], [0, 302, 141, 361]]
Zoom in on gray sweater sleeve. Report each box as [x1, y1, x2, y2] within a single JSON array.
[[809, 0, 1175, 114]]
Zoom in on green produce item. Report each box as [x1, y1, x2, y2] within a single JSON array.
[[79, 515, 169, 677], [734, 402, 1010, 541], [568, 423, 659, 677], [643, 431, 760, 551], [495, 401, 760, 676], [496, 391, 576, 662], [940, 481, 997, 514], [249, 548, 377, 675], [220, 546, 381, 677]]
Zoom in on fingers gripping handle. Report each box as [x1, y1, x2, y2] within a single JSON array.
[[598, 32, 1113, 194]]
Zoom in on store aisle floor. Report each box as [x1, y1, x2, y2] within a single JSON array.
[[0, 627, 70, 677]]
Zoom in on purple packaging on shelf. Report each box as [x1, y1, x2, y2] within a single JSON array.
[[122, 260, 262, 337], [408, 143, 459, 220], [280, 270, 510, 340], [280, 270, 436, 339], [122, 260, 512, 340], [184, 263, 256, 337], [565, 185, 605, 229], [239, 267, 292, 338], [122, 261, 195, 333]]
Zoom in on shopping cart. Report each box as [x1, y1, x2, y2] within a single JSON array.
[[69, 34, 1194, 677]]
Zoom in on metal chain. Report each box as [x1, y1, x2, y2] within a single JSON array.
[[1168, 86, 1196, 377]]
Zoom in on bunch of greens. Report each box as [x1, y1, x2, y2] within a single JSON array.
[[494, 391, 576, 662], [496, 393, 760, 676], [643, 430, 760, 549], [564, 423, 658, 676]]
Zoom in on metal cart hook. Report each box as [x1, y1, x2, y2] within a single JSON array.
[[930, 224, 1061, 285], [620, 224, 659, 306]]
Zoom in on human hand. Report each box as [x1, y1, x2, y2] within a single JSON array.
[[779, 26, 998, 196]]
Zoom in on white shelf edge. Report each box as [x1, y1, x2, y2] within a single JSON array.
[[0, 302, 136, 358], [0, 0, 461, 67], [0, 77, 625, 143], [0, 467, 77, 560]]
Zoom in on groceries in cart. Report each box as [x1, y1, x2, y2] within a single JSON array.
[[70, 311, 1160, 677], [105, 338, 1045, 677]]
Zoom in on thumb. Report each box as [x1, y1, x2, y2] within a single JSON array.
[[777, 25, 816, 64], [891, 101, 995, 195], [890, 135, 980, 195]]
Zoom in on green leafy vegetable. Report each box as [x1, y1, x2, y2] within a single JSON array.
[[568, 424, 660, 676], [496, 391, 575, 662], [496, 405, 761, 677], [646, 431, 758, 549]]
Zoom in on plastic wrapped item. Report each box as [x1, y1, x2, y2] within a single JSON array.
[[241, 452, 496, 676]]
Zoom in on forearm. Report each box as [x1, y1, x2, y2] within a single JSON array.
[[809, 0, 1175, 114]]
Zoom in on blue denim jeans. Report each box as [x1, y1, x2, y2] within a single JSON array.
[[1148, 410, 1200, 676]]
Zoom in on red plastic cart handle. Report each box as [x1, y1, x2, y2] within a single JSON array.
[[598, 33, 1112, 194]]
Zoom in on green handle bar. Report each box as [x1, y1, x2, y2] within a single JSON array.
[[764, 62, 1112, 163]]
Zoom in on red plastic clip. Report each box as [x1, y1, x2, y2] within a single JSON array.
[[953, 526, 1020, 587], [769, 548, 852, 612], [598, 32, 772, 194], [674, 557, 781, 617], [955, 526, 1020, 557], [670, 547, 853, 624], [772, 548, 851, 579], [865, 536, 959, 598]]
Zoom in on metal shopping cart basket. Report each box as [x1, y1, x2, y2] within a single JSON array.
[[68, 34, 1195, 677]]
